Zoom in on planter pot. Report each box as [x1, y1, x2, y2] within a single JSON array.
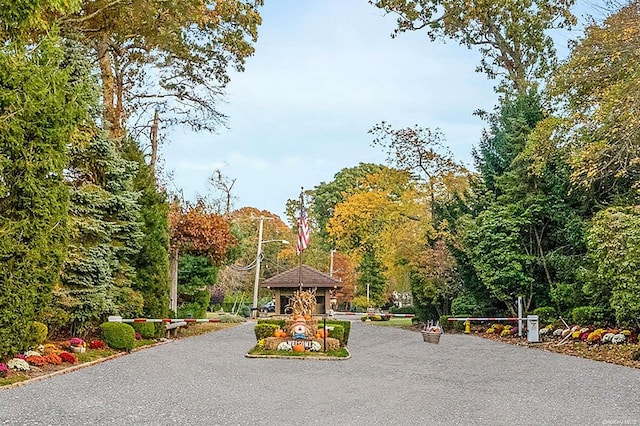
[[69, 345, 86, 353], [421, 332, 441, 344]]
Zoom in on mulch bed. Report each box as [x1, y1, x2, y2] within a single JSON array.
[[470, 330, 640, 369]]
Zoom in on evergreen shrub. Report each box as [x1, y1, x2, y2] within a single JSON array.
[[257, 319, 286, 328], [322, 324, 344, 346], [389, 306, 416, 315], [254, 323, 278, 341], [177, 302, 207, 320], [325, 320, 350, 345], [26, 322, 48, 348], [131, 322, 155, 339], [100, 322, 135, 351], [532, 307, 557, 325], [571, 306, 606, 326], [440, 316, 454, 332]]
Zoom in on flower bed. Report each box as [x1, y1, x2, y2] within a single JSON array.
[[474, 322, 640, 369]]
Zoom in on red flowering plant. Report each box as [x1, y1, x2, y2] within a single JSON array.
[[89, 339, 105, 349], [59, 352, 78, 364], [0, 363, 8, 378], [135, 332, 142, 341]]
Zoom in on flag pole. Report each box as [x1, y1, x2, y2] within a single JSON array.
[[298, 187, 303, 289]]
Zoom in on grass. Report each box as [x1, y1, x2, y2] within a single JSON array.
[[363, 317, 414, 327], [177, 322, 238, 337], [247, 346, 349, 358], [76, 348, 119, 363], [0, 372, 28, 387]]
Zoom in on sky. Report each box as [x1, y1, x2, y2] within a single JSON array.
[[159, 0, 589, 222]]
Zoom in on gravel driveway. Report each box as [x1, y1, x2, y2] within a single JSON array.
[[1, 321, 639, 425]]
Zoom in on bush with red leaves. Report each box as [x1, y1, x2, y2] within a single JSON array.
[[59, 352, 78, 364], [89, 339, 106, 349]]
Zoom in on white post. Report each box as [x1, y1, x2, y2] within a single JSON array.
[[527, 315, 539, 342], [252, 217, 265, 319], [366, 283, 370, 307], [517, 296, 523, 337], [329, 249, 335, 277]]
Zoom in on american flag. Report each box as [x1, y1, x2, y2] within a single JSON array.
[[296, 203, 310, 255]]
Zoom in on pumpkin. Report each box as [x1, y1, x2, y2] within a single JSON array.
[[316, 329, 325, 338], [292, 344, 305, 352], [274, 329, 285, 338], [304, 315, 311, 320]]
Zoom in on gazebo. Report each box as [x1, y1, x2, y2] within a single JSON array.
[[261, 264, 342, 315]]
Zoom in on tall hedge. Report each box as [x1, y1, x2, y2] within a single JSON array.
[[0, 37, 96, 359]]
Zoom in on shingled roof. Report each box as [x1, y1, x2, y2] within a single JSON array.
[[261, 264, 342, 289]]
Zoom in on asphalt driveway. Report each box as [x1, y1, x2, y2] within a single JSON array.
[[1, 321, 639, 425]]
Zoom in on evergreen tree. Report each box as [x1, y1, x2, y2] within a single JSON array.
[[121, 138, 171, 319], [177, 254, 219, 318], [356, 249, 387, 306], [54, 131, 143, 334], [462, 91, 588, 315], [0, 35, 95, 357]]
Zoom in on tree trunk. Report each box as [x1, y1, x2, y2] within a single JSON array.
[[97, 39, 115, 136], [96, 38, 123, 139]]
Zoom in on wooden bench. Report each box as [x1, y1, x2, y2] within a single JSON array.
[[165, 321, 188, 337]]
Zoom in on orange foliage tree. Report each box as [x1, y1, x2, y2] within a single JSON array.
[[168, 199, 237, 313]]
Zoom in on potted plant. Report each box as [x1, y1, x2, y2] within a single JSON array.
[[421, 324, 442, 344], [69, 337, 86, 353]]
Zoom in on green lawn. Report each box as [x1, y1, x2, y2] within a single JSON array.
[[363, 317, 414, 327]]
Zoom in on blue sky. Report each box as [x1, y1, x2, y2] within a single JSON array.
[[160, 1, 590, 221]]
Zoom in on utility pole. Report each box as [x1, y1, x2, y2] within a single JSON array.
[[252, 217, 265, 319], [251, 216, 275, 319]]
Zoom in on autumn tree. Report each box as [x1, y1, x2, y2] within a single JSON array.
[[311, 163, 386, 249], [370, 121, 469, 222], [550, 1, 640, 205], [61, 0, 264, 139], [225, 207, 296, 286], [369, 0, 576, 93], [327, 168, 419, 305], [169, 199, 237, 314], [329, 251, 357, 309]]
